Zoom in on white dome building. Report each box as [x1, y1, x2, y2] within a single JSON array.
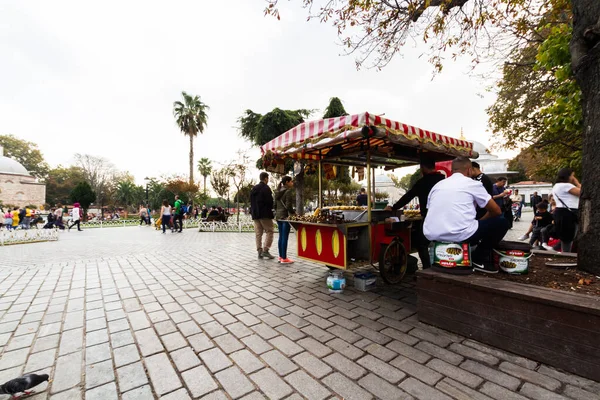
[[0, 146, 46, 208], [468, 139, 518, 180], [359, 174, 406, 205]]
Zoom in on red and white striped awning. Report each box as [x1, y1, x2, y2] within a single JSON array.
[[260, 112, 476, 160]]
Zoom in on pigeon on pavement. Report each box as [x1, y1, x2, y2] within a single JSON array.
[[0, 373, 50, 399]]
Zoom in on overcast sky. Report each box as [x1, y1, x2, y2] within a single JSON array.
[[0, 0, 510, 185]]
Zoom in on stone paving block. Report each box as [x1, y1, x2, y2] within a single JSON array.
[[297, 337, 332, 358], [462, 339, 538, 370], [563, 384, 599, 400], [285, 370, 331, 400], [415, 341, 464, 365], [134, 328, 164, 356], [261, 349, 299, 376], [518, 383, 569, 400], [364, 342, 397, 362], [216, 366, 255, 399], [355, 326, 391, 345], [48, 387, 81, 400], [252, 323, 279, 340], [231, 349, 265, 374], [177, 320, 201, 337], [127, 310, 150, 331], [121, 385, 154, 400], [187, 332, 214, 353], [399, 377, 452, 400], [7, 333, 35, 351], [322, 372, 374, 400], [386, 340, 431, 363], [537, 365, 600, 392], [145, 352, 182, 395], [86, 329, 109, 347], [275, 323, 306, 341], [227, 322, 253, 339], [389, 355, 442, 386], [86, 343, 111, 365], [86, 318, 106, 332], [326, 338, 364, 360], [250, 368, 294, 400], [214, 333, 244, 354], [304, 315, 334, 330], [237, 313, 261, 326], [460, 360, 521, 390], [241, 335, 273, 355], [0, 348, 29, 370], [86, 381, 118, 400], [435, 377, 494, 400], [479, 382, 529, 400], [108, 318, 129, 333], [25, 348, 56, 372], [448, 343, 500, 366], [327, 325, 362, 344], [357, 354, 406, 383], [113, 343, 140, 367], [161, 331, 187, 352], [323, 352, 367, 380], [292, 352, 332, 379], [426, 358, 483, 388], [301, 324, 335, 343], [498, 361, 561, 391], [85, 359, 115, 389], [201, 390, 230, 400], [110, 330, 134, 348], [202, 321, 228, 338], [148, 310, 170, 323], [171, 346, 201, 372], [182, 365, 218, 397], [117, 361, 148, 392], [51, 352, 82, 394], [358, 373, 412, 400], [200, 347, 233, 373], [269, 336, 303, 357], [409, 327, 454, 347]]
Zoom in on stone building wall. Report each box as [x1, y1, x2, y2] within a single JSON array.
[[0, 173, 46, 207]]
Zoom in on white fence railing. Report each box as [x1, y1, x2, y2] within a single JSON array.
[[0, 228, 59, 246]]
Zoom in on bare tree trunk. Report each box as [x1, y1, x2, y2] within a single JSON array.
[[203, 176, 207, 196], [571, 0, 600, 274], [189, 134, 194, 184]]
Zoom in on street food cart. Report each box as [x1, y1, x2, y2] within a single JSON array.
[[260, 112, 477, 283]]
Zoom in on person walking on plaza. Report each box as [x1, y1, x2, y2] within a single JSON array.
[[68, 202, 83, 231], [160, 199, 172, 234], [356, 188, 368, 206], [139, 205, 148, 226], [173, 195, 184, 233], [251, 172, 275, 259], [275, 176, 296, 264]]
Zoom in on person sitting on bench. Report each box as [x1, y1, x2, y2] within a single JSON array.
[[424, 157, 509, 273]]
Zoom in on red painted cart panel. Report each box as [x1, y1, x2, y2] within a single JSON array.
[[296, 224, 347, 269]]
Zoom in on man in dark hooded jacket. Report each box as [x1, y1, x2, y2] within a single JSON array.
[[250, 172, 275, 259]]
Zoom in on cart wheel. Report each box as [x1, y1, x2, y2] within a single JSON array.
[[379, 239, 408, 284]]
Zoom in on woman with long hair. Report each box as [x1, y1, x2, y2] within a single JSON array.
[[160, 199, 172, 234], [544, 168, 580, 252], [275, 176, 295, 264]]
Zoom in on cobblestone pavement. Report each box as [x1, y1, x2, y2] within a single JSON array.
[[0, 213, 598, 400]]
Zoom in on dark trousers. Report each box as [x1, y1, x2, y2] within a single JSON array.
[[162, 215, 171, 233], [277, 221, 291, 259], [173, 213, 183, 232], [69, 220, 81, 231], [467, 216, 509, 262], [140, 216, 146, 225], [412, 220, 431, 269]]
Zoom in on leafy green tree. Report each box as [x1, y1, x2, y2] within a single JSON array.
[[114, 181, 144, 211], [45, 165, 86, 207], [0, 134, 50, 178], [233, 182, 254, 209], [70, 181, 96, 216], [239, 107, 311, 213], [391, 170, 421, 191], [197, 158, 213, 196], [174, 92, 209, 184], [323, 97, 348, 119]]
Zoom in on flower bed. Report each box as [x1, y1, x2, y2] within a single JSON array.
[[417, 269, 600, 381]]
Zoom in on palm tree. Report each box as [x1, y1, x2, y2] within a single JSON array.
[[173, 92, 209, 184], [197, 158, 213, 196]]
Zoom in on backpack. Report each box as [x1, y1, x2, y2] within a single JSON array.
[[180, 204, 188, 215], [19, 209, 25, 220]]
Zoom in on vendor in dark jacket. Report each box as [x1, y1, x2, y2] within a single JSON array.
[[250, 172, 275, 259], [385, 157, 444, 269]]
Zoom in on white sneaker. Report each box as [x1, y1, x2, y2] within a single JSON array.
[[518, 234, 529, 241], [542, 243, 555, 252]]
